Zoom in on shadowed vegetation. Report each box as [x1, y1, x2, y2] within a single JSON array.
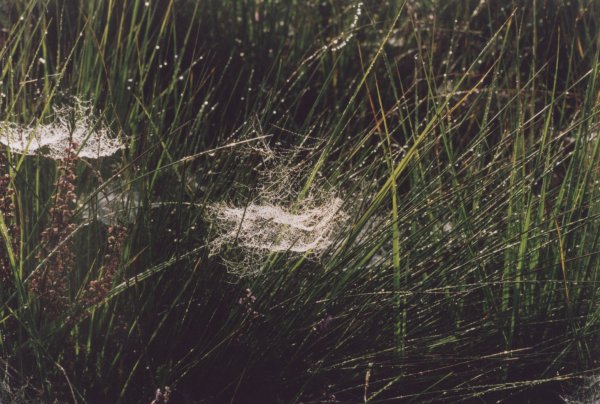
[[0, 0, 599, 402]]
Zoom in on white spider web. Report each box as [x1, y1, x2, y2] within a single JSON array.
[[0, 98, 123, 159], [207, 141, 348, 275]]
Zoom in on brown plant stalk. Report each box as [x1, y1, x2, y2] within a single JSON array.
[[0, 151, 19, 283], [28, 140, 128, 321], [81, 224, 127, 308], [29, 141, 78, 317]]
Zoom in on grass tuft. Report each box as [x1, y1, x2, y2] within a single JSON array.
[[0, 0, 598, 402]]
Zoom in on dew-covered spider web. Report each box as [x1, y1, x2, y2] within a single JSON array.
[[207, 140, 348, 275], [0, 98, 123, 159], [562, 374, 600, 404]]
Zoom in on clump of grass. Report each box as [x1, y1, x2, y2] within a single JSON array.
[[0, 0, 598, 402]]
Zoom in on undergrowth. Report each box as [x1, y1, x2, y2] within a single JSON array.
[[0, 0, 598, 402]]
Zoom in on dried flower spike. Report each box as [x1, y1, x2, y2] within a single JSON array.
[[29, 141, 79, 316], [80, 224, 127, 309], [0, 151, 18, 282]]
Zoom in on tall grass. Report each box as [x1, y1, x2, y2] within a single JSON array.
[[0, 0, 598, 402]]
